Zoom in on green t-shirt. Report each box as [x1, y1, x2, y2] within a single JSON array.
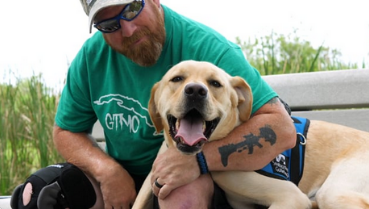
[[55, 5, 277, 176]]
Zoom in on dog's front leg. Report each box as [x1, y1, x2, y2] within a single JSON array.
[[132, 141, 167, 209], [212, 171, 312, 209]]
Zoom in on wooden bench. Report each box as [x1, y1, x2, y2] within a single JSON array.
[[263, 69, 369, 132], [1, 69, 368, 208]]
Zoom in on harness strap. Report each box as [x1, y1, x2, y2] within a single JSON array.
[[290, 116, 310, 185]]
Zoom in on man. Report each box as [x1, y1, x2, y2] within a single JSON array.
[[53, 0, 296, 208]]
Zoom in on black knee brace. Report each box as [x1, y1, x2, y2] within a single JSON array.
[[10, 163, 97, 209]]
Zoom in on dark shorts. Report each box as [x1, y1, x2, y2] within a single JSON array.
[[131, 174, 232, 209]]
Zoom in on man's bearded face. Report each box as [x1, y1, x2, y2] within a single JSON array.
[[103, 2, 166, 67]]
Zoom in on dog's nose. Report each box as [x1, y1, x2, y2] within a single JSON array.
[[184, 83, 208, 99]]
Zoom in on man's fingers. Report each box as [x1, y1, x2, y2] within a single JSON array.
[[104, 201, 131, 209], [152, 179, 172, 199], [158, 185, 172, 199], [104, 203, 112, 209]]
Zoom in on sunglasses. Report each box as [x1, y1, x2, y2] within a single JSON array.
[[94, 0, 145, 33]]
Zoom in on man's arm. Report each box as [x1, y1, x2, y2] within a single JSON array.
[[204, 97, 296, 171], [53, 125, 117, 178], [52, 126, 137, 209]]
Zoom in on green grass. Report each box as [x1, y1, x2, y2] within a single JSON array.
[[0, 75, 63, 195]]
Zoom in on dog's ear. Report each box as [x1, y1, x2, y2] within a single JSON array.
[[148, 83, 164, 133], [230, 76, 253, 122]]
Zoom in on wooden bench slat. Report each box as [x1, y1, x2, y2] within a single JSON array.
[[263, 69, 369, 110], [293, 109, 369, 132]]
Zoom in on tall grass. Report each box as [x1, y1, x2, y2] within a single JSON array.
[[236, 31, 363, 75], [0, 74, 63, 195]]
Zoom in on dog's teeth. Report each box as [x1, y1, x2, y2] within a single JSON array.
[[176, 120, 180, 130], [176, 137, 184, 143], [175, 137, 182, 142]]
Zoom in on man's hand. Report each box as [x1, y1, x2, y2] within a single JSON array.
[[151, 147, 201, 199], [97, 163, 137, 209]]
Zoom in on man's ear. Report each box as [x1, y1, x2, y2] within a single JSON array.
[[230, 76, 253, 122], [148, 83, 164, 133]]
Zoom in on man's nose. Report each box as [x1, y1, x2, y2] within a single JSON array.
[[119, 19, 137, 37]]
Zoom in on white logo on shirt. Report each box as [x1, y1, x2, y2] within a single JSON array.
[[94, 94, 161, 136]]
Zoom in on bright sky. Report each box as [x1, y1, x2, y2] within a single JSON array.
[[1, 0, 368, 92]]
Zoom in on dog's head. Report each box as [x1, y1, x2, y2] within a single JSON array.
[[149, 60, 253, 155]]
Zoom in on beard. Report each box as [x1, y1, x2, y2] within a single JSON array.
[[104, 4, 166, 67]]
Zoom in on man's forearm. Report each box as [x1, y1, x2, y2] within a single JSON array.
[[52, 125, 119, 179], [204, 98, 296, 171]]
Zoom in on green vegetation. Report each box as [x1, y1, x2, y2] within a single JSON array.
[[0, 75, 63, 195], [0, 32, 367, 195], [236, 31, 365, 75]]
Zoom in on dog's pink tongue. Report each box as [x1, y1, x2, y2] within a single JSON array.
[[175, 116, 206, 146]]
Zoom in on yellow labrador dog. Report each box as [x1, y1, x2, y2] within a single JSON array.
[[133, 60, 369, 209]]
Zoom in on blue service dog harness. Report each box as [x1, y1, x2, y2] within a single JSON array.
[[256, 116, 310, 186]]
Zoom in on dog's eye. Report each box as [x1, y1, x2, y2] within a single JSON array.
[[209, 80, 222, 88], [170, 76, 183, 82]]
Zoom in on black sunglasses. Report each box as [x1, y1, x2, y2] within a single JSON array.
[[94, 0, 145, 33]]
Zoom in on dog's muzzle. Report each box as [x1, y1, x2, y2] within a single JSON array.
[[167, 83, 220, 155]]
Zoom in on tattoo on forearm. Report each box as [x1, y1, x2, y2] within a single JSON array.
[[218, 125, 277, 167]]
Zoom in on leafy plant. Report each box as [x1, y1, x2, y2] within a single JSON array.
[[236, 31, 360, 75]]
